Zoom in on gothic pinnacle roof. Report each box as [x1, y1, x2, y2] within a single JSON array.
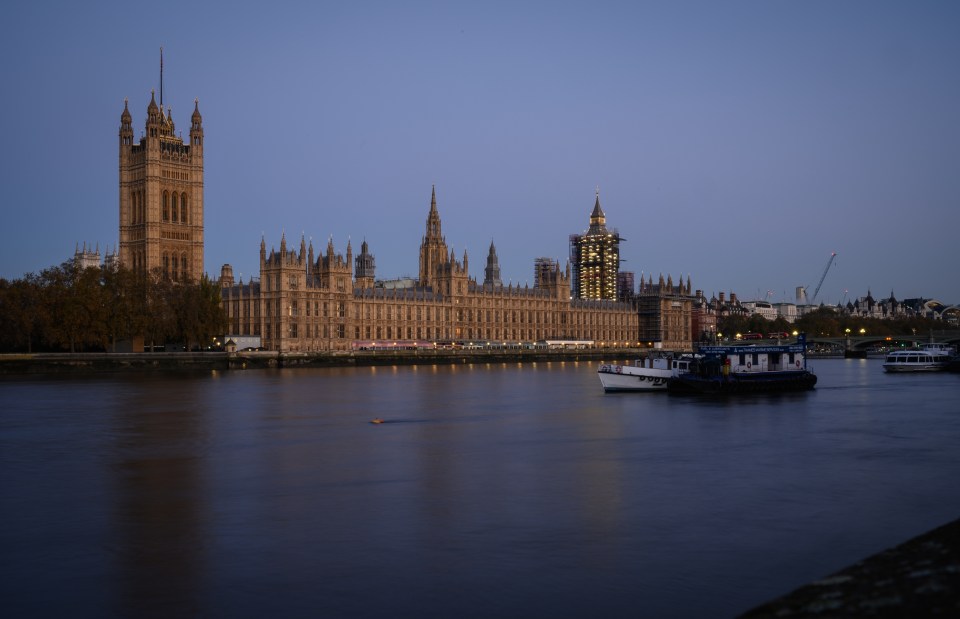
[[591, 192, 605, 221], [588, 190, 608, 234]]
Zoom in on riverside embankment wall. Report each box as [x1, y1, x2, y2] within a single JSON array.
[[0, 348, 644, 373]]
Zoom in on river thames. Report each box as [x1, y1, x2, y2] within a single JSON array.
[[2, 358, 959, 618]]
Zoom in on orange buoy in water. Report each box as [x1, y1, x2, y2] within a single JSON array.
[[370, 418, 384, 424]]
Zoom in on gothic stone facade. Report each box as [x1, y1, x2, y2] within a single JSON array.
[[636, 274, 695, 351], [118, 92, 204, 282], [220, 189, 639, 352]]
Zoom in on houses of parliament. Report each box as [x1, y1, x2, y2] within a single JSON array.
[[117, 71, 702, 353]]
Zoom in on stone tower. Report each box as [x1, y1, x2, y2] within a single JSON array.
[[118, 51, 204, 281], [418, 185, 449, 289], [483, 240, 502, 287], [355, 239, 376, 289], [569, 189, 621, 300]]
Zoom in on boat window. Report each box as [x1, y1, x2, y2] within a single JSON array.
[[770, 353, 781, 365], [788, 353, 795, 365], [907, 355, 918, 363], [738, 353, 745, 366], [886, 356, 896, 363], [752, 353, 759, 365]]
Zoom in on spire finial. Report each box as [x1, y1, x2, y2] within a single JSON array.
[[159, 47, 164, 107]]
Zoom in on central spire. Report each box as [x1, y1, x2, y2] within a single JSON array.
[[419, 185, 449, 289], [425, 184, 442, 237]]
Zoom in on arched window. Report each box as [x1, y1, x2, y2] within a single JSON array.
[[130, 192, 137, 224], [163, 253, 169, 278], [180, 193, 188, 223], [181, 254, 188, 281], [163, 192, 169, 221], [171, 193, 178, 223]]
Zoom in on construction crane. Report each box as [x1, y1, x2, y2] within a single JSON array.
[[811, 252, 837, 302]]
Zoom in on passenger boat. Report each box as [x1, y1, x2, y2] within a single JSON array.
[[882, 344, 954, 373], [667, 335, 816, 394], [598, 353, 696, 392]]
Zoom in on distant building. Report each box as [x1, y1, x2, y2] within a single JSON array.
[[73, 243, 119, 271], [773, 302, 798, 323], [73, 242, 101, 270], [713, 291, 748, 322], [103, 249, 120, 272], [569, 190, 622, 300], [691, 290, 718, 343], [741, 300, 778, 321]]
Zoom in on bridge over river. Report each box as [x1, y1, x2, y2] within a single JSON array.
[[804, 330, 960, 355]]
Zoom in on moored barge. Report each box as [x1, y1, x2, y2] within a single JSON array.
[[668, 335, 816, 394]]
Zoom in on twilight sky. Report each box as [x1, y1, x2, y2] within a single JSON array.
[[2, 1, 958, 304]]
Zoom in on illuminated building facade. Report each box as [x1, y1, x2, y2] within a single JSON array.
[[220, 188, 640, 352], [569, 191, 621, 301]]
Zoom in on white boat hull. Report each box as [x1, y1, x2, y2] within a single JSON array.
[[882, 363, 947, 373], [598, 364, 672, 392]]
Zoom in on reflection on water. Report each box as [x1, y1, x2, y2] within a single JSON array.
[[110, 376, 209, 618], [1, 361, 959, 618]]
